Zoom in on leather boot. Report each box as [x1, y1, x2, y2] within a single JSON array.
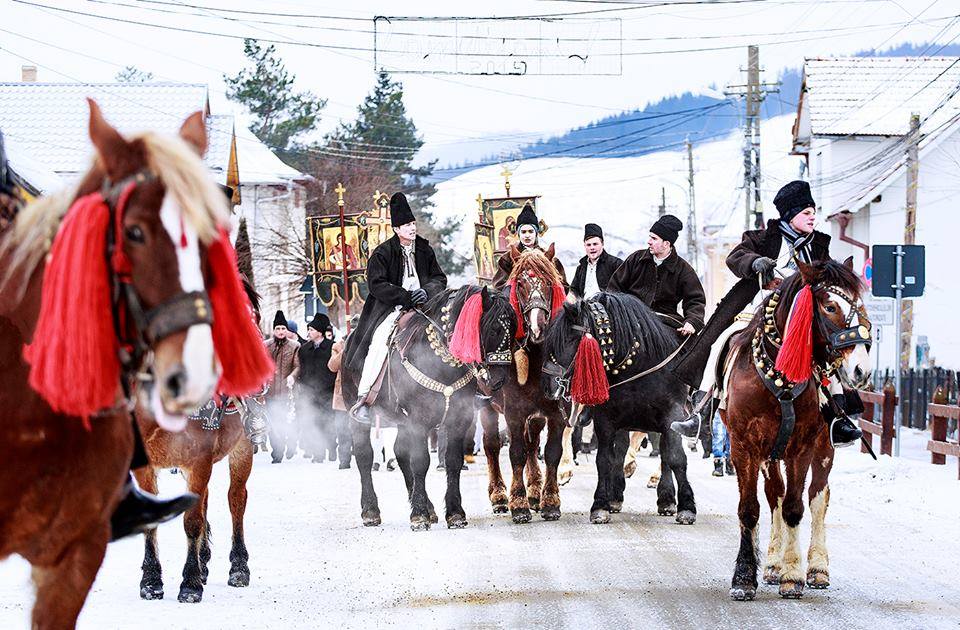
[[712, 458, 724, 477], [823, 394, 862, 447], [110, 473, 198, 542]]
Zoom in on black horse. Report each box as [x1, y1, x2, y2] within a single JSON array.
[[543, 292, 697, 525], [346, 285, 515, 530]]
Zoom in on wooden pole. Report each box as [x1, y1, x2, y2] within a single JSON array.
[[901, 113, 920, 372], [931, 386, 948, 465], [335, 182, 351, 334]]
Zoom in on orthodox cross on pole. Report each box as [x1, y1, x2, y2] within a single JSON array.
[[476, 193, 485, 223], [500, 165, 513, 197], [335, 182, 351, 332]]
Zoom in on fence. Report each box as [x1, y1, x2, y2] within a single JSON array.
[[857, 385, 897, 457], [873, 368, 958, 438], [928, 388, 960, 479]]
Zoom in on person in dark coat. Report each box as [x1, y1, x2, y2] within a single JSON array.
[[570, 223, 624, 299], [669, 180, 862, 447], [607, 214, 706, 335], [345, 192, 447, 423], [264, 309, 300, 463], [492, 202, 567, 290], [294, 314, 339, 462]]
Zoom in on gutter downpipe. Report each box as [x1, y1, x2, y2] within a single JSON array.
[[833, 211, 870, 260]]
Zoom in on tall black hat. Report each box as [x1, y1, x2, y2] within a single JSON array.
[[583, 223, 603, 242], [272, 310, 287, 329], [308, 313, 331, 332], [515, 202, 539, 232], [650, 214, 683, 245], [390, 192, 415, 227], [773, 180, 816, 223]]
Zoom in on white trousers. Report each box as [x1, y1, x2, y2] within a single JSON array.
[[357, 309, 402, 397], [371, 425, 397, 464]]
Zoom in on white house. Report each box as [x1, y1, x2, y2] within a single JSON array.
[[793, 56, 960, 370]]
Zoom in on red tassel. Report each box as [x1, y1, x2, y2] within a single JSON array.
[[550, 283, 566, 319], [449, 292, 484, 363], [206, 228, 275, 396], [570, 333, 609, 406], [509, 280, 525, 339], [23, 193, 119, 421], [775, 284, 814, 383]]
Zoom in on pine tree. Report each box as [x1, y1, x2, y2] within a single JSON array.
[[235, 216, 254, 288]]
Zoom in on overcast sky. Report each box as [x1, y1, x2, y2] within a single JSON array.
[[2, 0, 957, 164]]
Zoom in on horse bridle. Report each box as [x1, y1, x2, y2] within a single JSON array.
[[814, 284, 872, 353], [102, 168, 214, 392]]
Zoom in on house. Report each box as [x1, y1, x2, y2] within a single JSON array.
[[793, 56, 960, 370]]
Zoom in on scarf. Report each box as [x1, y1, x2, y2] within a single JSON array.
[[778, 221, 814, 268]]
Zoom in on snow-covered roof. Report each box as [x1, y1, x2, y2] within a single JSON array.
[[4, 133, 62, 195], [205, 114, 234, 182], [800, 57, 960, 137], [232, 119, 306, 185]]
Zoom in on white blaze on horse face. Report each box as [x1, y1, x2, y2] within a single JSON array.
[[159, 194, 219, 404], [528, 307, 546, 340]]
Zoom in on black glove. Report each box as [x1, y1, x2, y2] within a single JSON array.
[[409, 288, 428, 305], [751, 256, 776, 282]]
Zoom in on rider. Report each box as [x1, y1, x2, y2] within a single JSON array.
[[492, 202, 567, 290], [569, 223, 623, 300], [0, 129, 196, 541], [607, 214, 706, 338], [669, 180, 863, 447], [346, 192, 447, 424]]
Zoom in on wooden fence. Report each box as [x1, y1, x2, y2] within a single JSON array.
[[857, 385, 897, 457], [928, 388, 960, 479]]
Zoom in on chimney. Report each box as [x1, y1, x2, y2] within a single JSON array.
[[21, 65, 37, 82]]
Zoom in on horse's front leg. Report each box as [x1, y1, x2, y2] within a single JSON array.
[[443, 406, 470, 529], [134, 467, 164, 600], [609, 429, 630, 513], [590, 420, 616, 524], [539, 412, 564, 521], [227, 437, 253, 588], [778, 449, 814, 598], [524, 415, 545, 511], [730, 439, 761, 601], [407, 423, 433, 532], [351, 421, 381, 527], [806, 431, 834, 589], [761, 459, 787, 585], [178, 463, 212, 603], [479, 404, 508, 513], [660, 428, 696, 524], [506, 413, 531, 524]]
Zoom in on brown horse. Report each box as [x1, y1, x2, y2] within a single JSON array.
[[482, 245, 568, 523], [0, 100, 270, 628], [722, 259, 871, 601]]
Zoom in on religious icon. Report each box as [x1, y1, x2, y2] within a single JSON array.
[[324, 227, 361, 271], [496, 215, 517, 251], [474, 224, 496, 280]]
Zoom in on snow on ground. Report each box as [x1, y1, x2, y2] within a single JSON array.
[[1, 429, 958, 630]]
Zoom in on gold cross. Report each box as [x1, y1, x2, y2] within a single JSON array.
[[335, 182, 346, 207], [500, 165, 512, 196]]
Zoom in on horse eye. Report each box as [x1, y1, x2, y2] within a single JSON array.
[[824, 304, 837, 314], [125, 225, 146, 243]]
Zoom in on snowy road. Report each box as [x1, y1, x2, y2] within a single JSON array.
[[2, 432, 959, 629]]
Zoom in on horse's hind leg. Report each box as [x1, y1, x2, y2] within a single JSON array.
[[135, 467, 164, 600], [623, 431, 646, 479], [480, 405, 508, 513], [351, 421, 381, 527], [199, 494, 211, 585], [408, 424, 433, 532], [397, 427, 436, 523], [661, 428, 696, 524], [761, 460, 786, 585], [507, 414, 532, 524], [730, 442, 761, 601], [806, 433, 833, 589], [31, 530, 109, 629], [609, 430, 629, 513], [558, 425, 574, 486], [178, 463, 212, 603], [228, 438, 253, 588], [778, 451, 814, 599], [590, 419, 616, 524], [539, 413, 564, 521], [655, 447, 677, 516], [524, 416, 545, 511]]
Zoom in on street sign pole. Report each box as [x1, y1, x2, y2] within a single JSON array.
[[894, 246, 904, 457]]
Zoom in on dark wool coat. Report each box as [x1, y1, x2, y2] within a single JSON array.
[[264, 337, 300, 399], [343, 235, 446, 376], [569, 250, 624, 298], [492, 243, 568, 291], [296, 338, 337, 398], [606, 248, 706, 330], [670, 219, 832, 387]]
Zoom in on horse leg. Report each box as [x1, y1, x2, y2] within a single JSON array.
[[661, 428, 696, 525], [778, 450, 814, 599], [761, 460, 787, 585], [134, 467, 164, 600], [623, 431, 645, 479], [507, 415, 532, 524], [730, 447, 761, 601], [609, 430, 629, 513], [655, 448, 677, 516], [480, 405, 508, 513], [178, 464, 212, 603], [351, 421, 381, 526], [524, 416, 545, 512], [557, 425, 574, 487], [539, 414, 564, 521], [31, 529, 109, 630], [806, 434, 834, 589], [443, 416, 469, 529], [198, 494, 211, 585], [407, 424, 433, 532], [590, 420, 616, 524], [227, 437, 253, 588], [397, 426, 437, 524]]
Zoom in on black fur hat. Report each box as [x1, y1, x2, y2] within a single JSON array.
[[773, 180, 816, 223], [272, 310, 287, 329], [650, 214, 683, 245], [308, 313, 331, 332], [515, 202, 539, 232], [390, 192, 415, 227], [584, 223, 603, 242]]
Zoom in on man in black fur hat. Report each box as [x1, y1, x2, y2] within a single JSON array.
[[345, 192, 447, 423], [669, 180, 862, 447], [294, 313, 339, 462], [492, 202, 567, 290], [570, 223, 623, 299], [608, 214, 706, 336]]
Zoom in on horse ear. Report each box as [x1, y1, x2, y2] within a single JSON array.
[[545, 242, 556, 260], [509, 244, 521, 262], [797, 261, 818, 284], [87, 98, 130, 179], [842, 256, 854, 270], [480, 285, 493, 310], [179, 111, 208, 156]]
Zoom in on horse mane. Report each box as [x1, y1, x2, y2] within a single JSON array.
[[393, 285, 514, 352], [509, 247, 562, 287]]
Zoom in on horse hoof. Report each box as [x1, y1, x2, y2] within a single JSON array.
[[779, 581, 804, 599], [139, 585, 164, 600], [729, 586, 756, 601], [178, 588, 203, 604], [410, 516, 432, 532], [446, 515, 469, 529], [608, 501, 623, 514], [492, 502, 509, 514], [675, 510, 696, 525], [541, 506, 561, 521], [647, 474, 661, 489], [624, 461, 637, 479], [228, 571, 250, 588], [428, 510, 439, 525], [590, 509, 611, 524], [361, 512, 381, 527], [763, 566, 781, 585], [806, 569, 830, 589], [511, 508, 532, 524], [658, 504, 677, 516]]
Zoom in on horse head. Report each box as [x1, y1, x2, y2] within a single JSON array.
[[447, 285, 517, 394], [20, 99, 272, 429], [508, 243, 564, 345]]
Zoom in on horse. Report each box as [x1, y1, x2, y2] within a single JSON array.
[[345, 285, 515, 530], [135, 277, 264, 603], [721, 258, 871, 601], [0, 100, 272, 628], [543, 292, 697, 525], [481, 245, 569, 524]]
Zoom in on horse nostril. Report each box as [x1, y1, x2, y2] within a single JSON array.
[[164, 369, 187, 399]]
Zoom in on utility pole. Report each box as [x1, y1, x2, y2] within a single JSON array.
[[725, 45, 779, 230], [685, 138, 698, 271], [658, 187, 667, 217], [900, 113, 920, 371]]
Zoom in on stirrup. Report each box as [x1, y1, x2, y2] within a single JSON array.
[[828, 416, 860, 449]]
